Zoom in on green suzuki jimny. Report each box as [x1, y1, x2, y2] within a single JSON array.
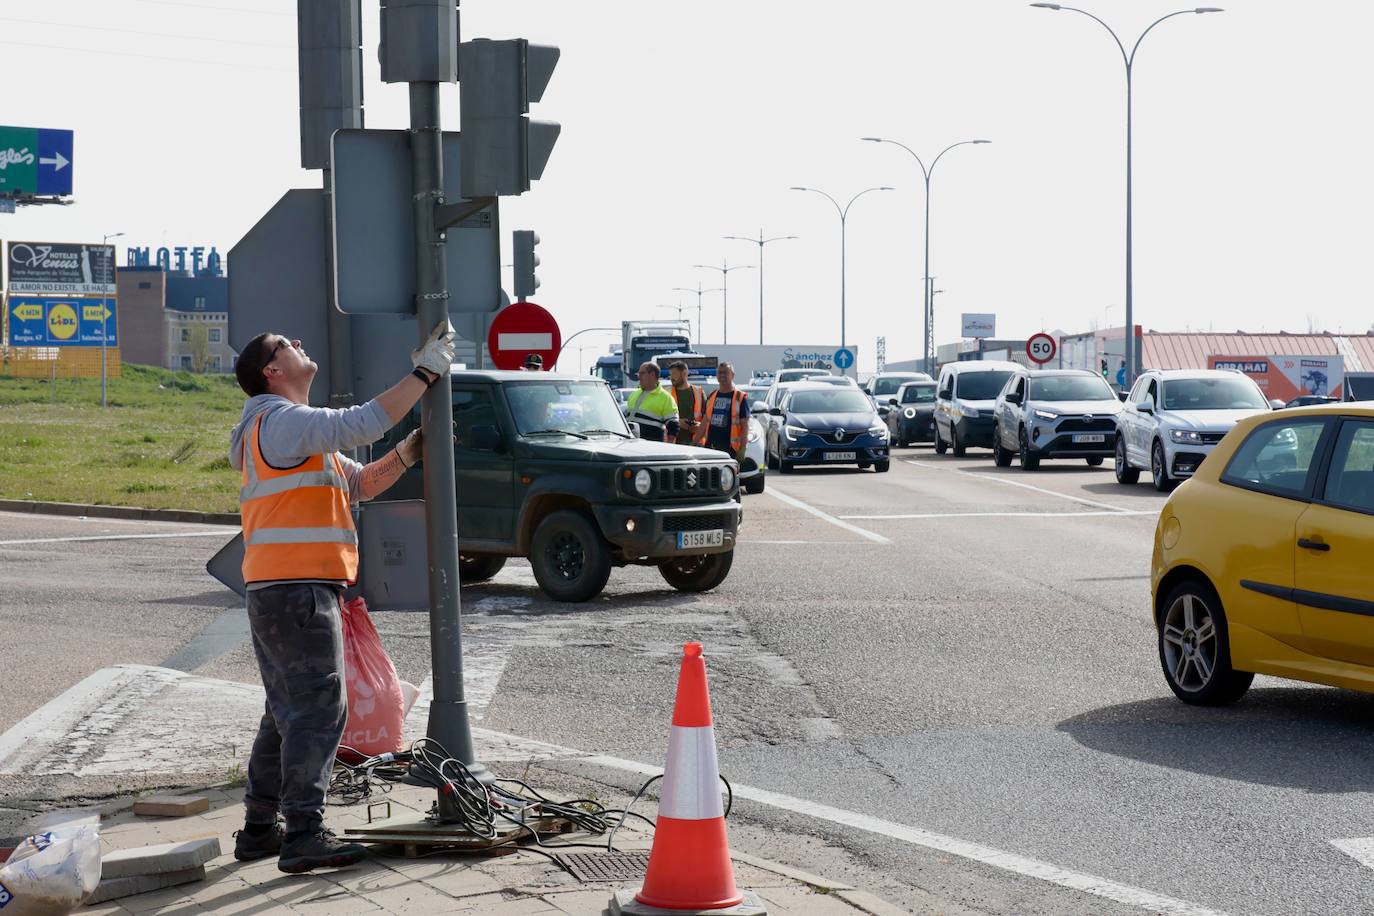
[[381, 370, 741, 602]]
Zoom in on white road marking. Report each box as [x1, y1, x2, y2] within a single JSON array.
[[0, 530, 232, 546], [839, 510, 1155, 520], [1331, 837, 1374, 870], [739, 539, 866, 545], [906, 459, 1136, 513], [477, 730, 1224, 916], [765, 486, 891, 544], [2, 667, 1221, 914]]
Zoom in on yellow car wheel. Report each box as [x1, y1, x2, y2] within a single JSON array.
[[1158, 579, 1254, 706]]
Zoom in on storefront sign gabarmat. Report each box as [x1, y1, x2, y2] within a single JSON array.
[[1209, 354, 1345, 400]]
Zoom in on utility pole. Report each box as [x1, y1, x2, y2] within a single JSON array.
[[673, 282, 723, 345], [100, 232, 124, 407], [724, 229, 797, 345], [692, 259, 753, 345]]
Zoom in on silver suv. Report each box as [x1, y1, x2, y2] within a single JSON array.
[[992, 369, 1122, 470], [1115, 368, 1272, 491]]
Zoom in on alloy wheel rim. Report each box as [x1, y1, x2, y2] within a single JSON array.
[[1162, 593, 1218, 692], [548, 532, 585, 581], [1153, 445, 1165, 486], [1116, 439, 1126, 476]]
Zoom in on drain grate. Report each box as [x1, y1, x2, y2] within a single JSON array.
[[557, 851, 651, 883]]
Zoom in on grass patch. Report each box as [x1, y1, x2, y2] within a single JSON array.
[[0, 365, 244, 513]]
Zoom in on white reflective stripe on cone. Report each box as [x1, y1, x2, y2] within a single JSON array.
[[240, 468, 347, 502], [657, 725, 725, 820], [245, 526, 358, 546]]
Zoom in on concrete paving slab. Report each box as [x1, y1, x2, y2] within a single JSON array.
[[100, 838, 221, 878]]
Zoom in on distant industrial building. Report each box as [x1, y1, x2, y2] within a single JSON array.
[[116, 246, 232, 372]]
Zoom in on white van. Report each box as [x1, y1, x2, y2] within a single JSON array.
[[934, 360, 1021, 455]]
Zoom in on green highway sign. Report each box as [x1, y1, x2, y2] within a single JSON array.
[[0, 125, 74, 197]]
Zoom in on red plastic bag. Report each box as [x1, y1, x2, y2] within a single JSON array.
[[339, 597, 407, 760]]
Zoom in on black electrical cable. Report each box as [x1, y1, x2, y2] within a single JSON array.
[[327, 739, 737, 859]]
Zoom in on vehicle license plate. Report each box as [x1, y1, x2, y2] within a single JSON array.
[[1073, 434, 1105, 444], [824, 451, 858, 461], [678, 530, 724, 549]]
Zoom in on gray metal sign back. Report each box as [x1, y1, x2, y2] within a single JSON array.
[[230, 188, 454, 406], [331, 129, 501, 316]]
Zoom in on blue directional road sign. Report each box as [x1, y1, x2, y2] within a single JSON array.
[[833, 347, 855, 371], [1116, 366, 1127, 387], [6, 297, 116, 347], [0, 126, 73, 197]]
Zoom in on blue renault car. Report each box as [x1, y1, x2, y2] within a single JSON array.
[[764, 382, 890, 473]]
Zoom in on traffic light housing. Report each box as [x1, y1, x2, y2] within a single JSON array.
[[513, 229, 540, 301], [297, 0, 364, 170], [458, 38, 560, 198], [379, 0, 458, 84]]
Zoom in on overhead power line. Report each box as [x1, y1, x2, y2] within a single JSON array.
[[0, 16, 292, 48], [0, 39, 293, 72]]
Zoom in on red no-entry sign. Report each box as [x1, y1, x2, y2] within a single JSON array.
[[487, 301, 562, 370], [1026, 332, 1057, 365]]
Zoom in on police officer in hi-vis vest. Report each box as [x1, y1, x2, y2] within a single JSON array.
[[227, 321, 455, 873]]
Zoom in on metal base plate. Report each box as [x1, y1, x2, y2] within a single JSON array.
[[609, 889, 768, 915], [338, 813, 572, 856]]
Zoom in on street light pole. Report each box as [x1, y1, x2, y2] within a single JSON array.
[[860, 138, 989, 372], [789, 186, 893, 375], [100, 232, 125, 407], [1029, 3, 1222, 389], [724, 229, 797, 345], [672, 283, 723, 345], [692, 260, 753, 345]]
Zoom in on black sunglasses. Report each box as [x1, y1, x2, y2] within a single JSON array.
[[265, 339, 291, 366]]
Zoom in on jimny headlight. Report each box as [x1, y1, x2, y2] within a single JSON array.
[[903, 407, 917, 420], [720, 466, 735, 490], [633, 468, 653, 495], [1170, 429, 1203, 444]]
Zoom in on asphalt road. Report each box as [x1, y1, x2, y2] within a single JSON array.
[[3, 448, 1374, 914]]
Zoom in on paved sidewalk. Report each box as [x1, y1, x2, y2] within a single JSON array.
[[68, 782, 907, 915]]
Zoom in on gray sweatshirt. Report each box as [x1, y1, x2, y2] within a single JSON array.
[[228, 394, 391, 503]]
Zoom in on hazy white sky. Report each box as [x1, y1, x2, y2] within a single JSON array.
[[4, 0, 1372, 370]]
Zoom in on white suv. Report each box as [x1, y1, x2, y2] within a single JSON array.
[[1115, 369, 1273, 491]]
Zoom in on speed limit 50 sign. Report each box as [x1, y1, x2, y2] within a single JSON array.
[[1026, 332, 1057, 365]]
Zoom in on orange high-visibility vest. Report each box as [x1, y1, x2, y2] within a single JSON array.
[[668, 384, 705, 430], [240, 412, 358, 585], [699, 388, 749, 453]]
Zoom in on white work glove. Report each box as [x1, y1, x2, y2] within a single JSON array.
[[396, 428, 423, 468], [411, 320, 456, 377]]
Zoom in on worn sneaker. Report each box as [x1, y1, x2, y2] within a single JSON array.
[[277, 828, 367, 874], [233, 822, 284, 862]]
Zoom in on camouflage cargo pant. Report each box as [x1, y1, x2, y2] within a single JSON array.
[[242, 583, 347, 834]]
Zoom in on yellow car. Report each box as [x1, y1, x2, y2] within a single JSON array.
[[1152, 402, 1374, 704]]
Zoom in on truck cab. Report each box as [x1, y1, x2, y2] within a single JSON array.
[[379, 370, 740, 602]]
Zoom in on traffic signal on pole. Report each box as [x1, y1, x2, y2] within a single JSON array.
[[379, 0, 458, 84], [458, 38, 560, 198], [513, 230, 540, 301], [297, 0, 364, 170]]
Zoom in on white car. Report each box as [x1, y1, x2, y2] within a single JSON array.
[[741, 416, 766, 494], [1115, 368, 1275, 491]]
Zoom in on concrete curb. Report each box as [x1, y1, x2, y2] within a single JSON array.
[[0, 499, 239, 526]]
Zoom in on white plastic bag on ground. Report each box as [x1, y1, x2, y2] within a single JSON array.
[[0, 823, 101, 915]]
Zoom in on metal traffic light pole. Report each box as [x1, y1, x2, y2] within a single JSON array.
[[408, 80, 485, 778]]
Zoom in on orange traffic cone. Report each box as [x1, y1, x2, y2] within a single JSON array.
[[611, 643, 767, 915]]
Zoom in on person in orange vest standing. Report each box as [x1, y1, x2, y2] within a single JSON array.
[[700, 361, 750, 463], [226, 321, 455, 874], [666, 360, 705, 446]]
